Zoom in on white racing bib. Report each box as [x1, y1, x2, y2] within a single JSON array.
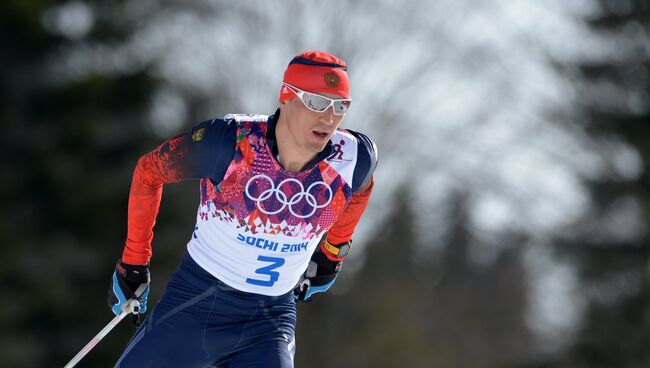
[[187, 114, 358, 296]]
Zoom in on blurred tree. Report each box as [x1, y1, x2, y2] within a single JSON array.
[[0, 1, 167, 366], [548, 1, 650, 367], [296, 192, 534, 368]]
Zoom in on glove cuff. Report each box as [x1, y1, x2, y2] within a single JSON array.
[[116, 260, 150, 290], [320, 238, 351, 262]]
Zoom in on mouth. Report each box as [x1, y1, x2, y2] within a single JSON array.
[[312, 129, 330, 139]]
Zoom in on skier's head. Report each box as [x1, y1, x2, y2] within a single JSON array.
[[279, 50, 350, 104], [277, 51, 351, 156]]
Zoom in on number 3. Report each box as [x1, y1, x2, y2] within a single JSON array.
[[246, 256, 286, 287]]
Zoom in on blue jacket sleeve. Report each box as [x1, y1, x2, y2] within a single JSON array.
[[153, 118, 236, 182]]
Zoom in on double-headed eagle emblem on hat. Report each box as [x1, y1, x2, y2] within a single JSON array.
[[324, 72, 340, 88]]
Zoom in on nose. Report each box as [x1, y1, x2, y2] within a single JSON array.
[[320, 107, 336, 124]]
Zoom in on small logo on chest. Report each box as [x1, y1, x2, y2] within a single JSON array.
[[192, 128, 205, 142], [327, 140, 352, 162]]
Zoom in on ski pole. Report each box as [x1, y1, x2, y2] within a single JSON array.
[[64, 284, 147, 368]]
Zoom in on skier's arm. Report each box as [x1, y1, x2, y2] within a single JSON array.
[[109, 119, 234, 317], [294, 132, 377, 302], [322, 130, 378, 259], [322, 177, 374, 259], [122, 119, 235, 265], [294, 179, 374, 302]]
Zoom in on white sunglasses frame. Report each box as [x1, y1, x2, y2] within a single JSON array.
[[283, 83, 351, 116]]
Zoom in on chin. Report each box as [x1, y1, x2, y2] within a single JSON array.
[[306, 142, 328, 153]]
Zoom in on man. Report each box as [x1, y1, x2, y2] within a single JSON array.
[[108, 50, 378, 367]]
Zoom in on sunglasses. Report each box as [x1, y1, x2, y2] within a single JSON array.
[[283, 83, 351, 116]]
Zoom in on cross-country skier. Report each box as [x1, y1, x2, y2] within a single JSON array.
[[108, 50, 378, 367]]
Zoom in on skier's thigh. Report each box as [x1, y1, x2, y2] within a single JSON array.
[[222, 338, 294, 368], [115, 307, 210, 368]]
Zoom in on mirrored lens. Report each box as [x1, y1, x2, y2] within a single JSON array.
[[302, 93, 331, 112], [333, 100, 351, 115]]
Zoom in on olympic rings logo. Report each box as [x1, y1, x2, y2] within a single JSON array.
[[245, 174, 332, 218]]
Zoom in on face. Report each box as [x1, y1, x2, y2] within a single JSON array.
[[280, 92, 346, 154]]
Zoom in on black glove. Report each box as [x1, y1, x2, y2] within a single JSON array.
[[108, 260, 150, 318], [294, 243, 344, 303]]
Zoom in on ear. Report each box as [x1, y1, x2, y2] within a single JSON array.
[[280, 99, 293, 109]]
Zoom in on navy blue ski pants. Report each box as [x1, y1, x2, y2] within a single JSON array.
[[115, 251, 297, 368]]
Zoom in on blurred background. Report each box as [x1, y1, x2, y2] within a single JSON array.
[[1, 0, 649, 367]]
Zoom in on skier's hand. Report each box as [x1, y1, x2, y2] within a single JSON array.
[[108, 260, 150, 315], [294, 239, 348, 303]]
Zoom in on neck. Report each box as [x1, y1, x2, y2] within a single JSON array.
[[275, 114, 317, 173]]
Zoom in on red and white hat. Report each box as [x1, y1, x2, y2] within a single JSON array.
[[279, 50, 350, 103]]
